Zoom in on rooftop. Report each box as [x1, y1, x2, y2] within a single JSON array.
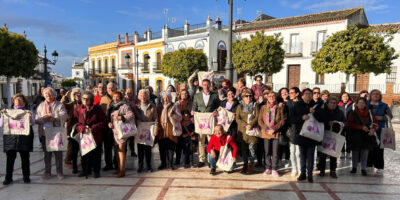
[[370, 22, 400, 33]]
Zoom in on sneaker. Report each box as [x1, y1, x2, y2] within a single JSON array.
[[376, 169, 384, 174], [291, 170, 298, 177], [41, 173, 51, 180], [57, 173, 64, 180], [361, 170, 367, 176], [271, 170, 280, 177], [297, 173, 306, 181], [263, 169, 272, 175]]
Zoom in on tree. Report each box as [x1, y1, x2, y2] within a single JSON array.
[[61, 79, 77, 88], [232, 31, 285, 77], [312, 25, 399, 76], [161, 48, 208, 83], [0, 27, 38, 107]]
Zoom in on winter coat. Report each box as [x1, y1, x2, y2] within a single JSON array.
[[347, 108, 378, 151], [3, 107, 34, 152], [72, 104, 107, 145], [288, 100, 320, 146], [367, 101, 392, 138], [207, 134, 238, 158], [258, 104, 287, 139], [313, 103, 346, 133], [220, 99, 240, 138], [35, 101, 67, 137], [155, 103, 182, 144], [109, 103, 135, 145], [235, 103, 259, 144]]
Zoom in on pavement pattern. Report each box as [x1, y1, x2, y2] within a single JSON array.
[[0, 123, 399, 200]]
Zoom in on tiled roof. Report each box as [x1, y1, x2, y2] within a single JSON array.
[[252, 14, 275, 22], [236, 7, 364, 32], [370, 23, 400, 33]]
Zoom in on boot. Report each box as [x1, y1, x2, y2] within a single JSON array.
[[241, 163, 248, 174], [246, 164, 255, 174], [72, 158, 78, 174]]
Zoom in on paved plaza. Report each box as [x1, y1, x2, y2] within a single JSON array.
[[0, 124, 399, 200]]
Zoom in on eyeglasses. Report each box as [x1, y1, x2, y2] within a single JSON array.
[[313, 92, 320, 94], [82, 97, 89, 101], [267, 95, 275, 98], [256, 79, 262, 81], [244, 95, 252, 98]]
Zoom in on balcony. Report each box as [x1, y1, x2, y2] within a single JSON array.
[[283, 43, 303, 57], [88, 69, 116, 76], [119, 64, 132, 69], [142, 63, 150, 73], [152, 62, 162, 73], [310, 41, 324, 56]]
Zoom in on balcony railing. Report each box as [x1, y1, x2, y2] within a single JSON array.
[[142, 63, 149, 73], [88, 69, 116, 75], [283, 43, 303, 56], [152, 31, 162, 39], [189, 23, 208, 34], [310, 41, 323, 55], [137, 36, 146, 42], [119, 64, 132, 69], [168, 27, 185, 38], [152, 62, 162, 72]]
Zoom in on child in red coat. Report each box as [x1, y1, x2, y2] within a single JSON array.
[[207, 125, 238, 175]]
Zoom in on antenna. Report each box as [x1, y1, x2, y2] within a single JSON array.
[[256, 10, 262, 16], [163, 8, 168, 26]]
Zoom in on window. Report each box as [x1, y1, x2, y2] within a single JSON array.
[[290, 34, 299, 54], [111, 58, 116, 73], [156, 52, 161, 69], [316, 73, 325, 84], [266, 75, 273, 84], [122, 53, 131, 68], [122, 79, 127, 90], [316, 31, 326, 52], [104, 59, 108, 73], [143, 54, 149, 71], [76, 71, 79, 76], [217, 41, 227, 71], [92, 61, 95, 73], [98, 60, 102, 73], [138, 79, 149, 89], [386, 66, 397, 83]]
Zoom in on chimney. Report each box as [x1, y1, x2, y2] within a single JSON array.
[[163, 25, 169, 39], [184, 19, 190, 35], [134, 31, 139, 43], [143, 31, 147, 40], [125, 33, 128, 43], [215, 16, 222, 30], [117, 34, 121, 45], [206, 15, 212, 27], [147, 29, 152, 41]]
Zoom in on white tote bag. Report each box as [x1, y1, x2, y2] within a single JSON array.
[[2, 109, 31, 136], [198, 71, 214, 84], [216, 136, 235, 171], [137, 122, 156, 146], [245, 113, 260, 137], [80, 131, 97, 156], [194, 112, 215, 135], [170, 117, 182, 136], [115, 120, 138, 140], [380, 115, 396, 150], [300, 114, 325, 142], [216, 108, 235, 132], [317, 121, 345, 158], [44, 126, 68, 152]]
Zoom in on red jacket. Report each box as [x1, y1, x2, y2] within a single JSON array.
[[72, 104, 106, 145], [94, 95, 101, 105], [207, 134, 238, 158]]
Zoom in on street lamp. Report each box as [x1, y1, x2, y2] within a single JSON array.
[[226, 0, 234, 82], [134, 50, 150, 95], [39, 45, 58, 87], [125, 53, 131, 89]]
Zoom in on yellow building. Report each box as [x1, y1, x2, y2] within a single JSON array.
[[88, 42, 118, 86]]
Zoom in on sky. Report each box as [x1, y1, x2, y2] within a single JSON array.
[[1, 0, 399, 78]]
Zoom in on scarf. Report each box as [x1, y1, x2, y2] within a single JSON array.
[[161, 103, 172, 129], [264, 103, 276, 132], [44, 100, 56, 115], [242, 102, 254, 113], [13, 105, 25, 109]]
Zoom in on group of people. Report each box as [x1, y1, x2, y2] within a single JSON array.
[[1, 72, 393, 185]]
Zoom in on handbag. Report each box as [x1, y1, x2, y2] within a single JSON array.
[[2, 109, 31, 136], [216, 135, 235, 171], [137, 122, 156, 146], [115, 120, 137, 140], [300, 113, 324, 142], [80, 129, 97, 156], [44, 125, 68, 152], [380, 115, 396, 150], [317, 121, 345, 158], [245, 112, 261, 137], [194, 112, 215, 135]]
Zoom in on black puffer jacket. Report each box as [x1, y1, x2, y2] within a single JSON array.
[[313, 104, 345, 134], [3, 107, 34, 152]]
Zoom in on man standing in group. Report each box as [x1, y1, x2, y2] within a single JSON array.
[[191, 79, 220, 168], [100, 82, 117, 171]]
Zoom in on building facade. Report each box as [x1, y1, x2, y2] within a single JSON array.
[[88, 42, 118, 86]]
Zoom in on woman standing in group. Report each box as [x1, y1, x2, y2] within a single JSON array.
[[338, 92, 353, 159], [287, 87, 301, 177], [236, 89, 259, 174], [313, 96, 345, 178], [235, 78, 248, 102], [156, 92, 182, 170], [367, 89, 392, 174], [220, 89, 240, 138], [73, 91, 106, 178], [258, 91, 287, 177], [291, 88, 318, 183], [2, 94, 35, 185], [62, 88, 82, 174], [174, 89, 192, 166], [108, 91, 134, 177], [277, 88, 290, 167], [35, 87, 67, 180], [348, 98, 377, 176]]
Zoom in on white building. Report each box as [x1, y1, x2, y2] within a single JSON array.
[[234, 7, 381, 93], [71, 57, 90, 88]]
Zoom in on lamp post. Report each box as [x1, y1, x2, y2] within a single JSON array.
[[134, 50, 150, 95], [125, 53, 131, 90], [40, 45, 58, 87], [226, 0, 234, 82]]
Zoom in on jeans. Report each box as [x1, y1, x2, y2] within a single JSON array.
[[264, 139, 279, 170], [299, 144, 316, 176], [290, 143, 301, 173], [241, 142, 257, 165], [352, 150, 369, 170], [208, 153, 220, 170]]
